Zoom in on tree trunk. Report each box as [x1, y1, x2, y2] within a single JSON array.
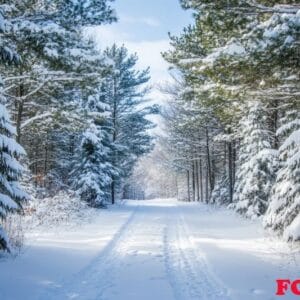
[[175, 175, 179, 200], [205, 166, 209, 203], [192, 159, 196, 202], [199, 159, 203, 202], [272, 99, 279, 149], [16, 82, 24, 143], [187, 170, 191, 202], [205, 127, 213, 194], [196, 159, 200, 201], [232, 140, 236, 187], [44, 134, 48, 188], [228, 141, 234, 203], [111, 77, 118, 205], [111, 180, 115, 205]]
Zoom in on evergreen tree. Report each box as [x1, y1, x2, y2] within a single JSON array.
[[0, 98, 29, 251], [0, 5, 28, 252], [103, 45, 155, 204], [231, 102, 278, 218], [264, 108, 300, 240], [71, 91, 116, 207]]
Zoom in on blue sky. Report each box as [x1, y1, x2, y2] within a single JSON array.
[[88, 0, 192, 102], [112, 0, 192, 42]]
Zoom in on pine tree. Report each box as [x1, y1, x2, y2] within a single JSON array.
[[264, 108, 300, 240], [231, 102, 278, 218], [0, 5, 28, 252], [0, 95, 28, 251], [71, 91, 116, 207], [103, 45, 155, 204]]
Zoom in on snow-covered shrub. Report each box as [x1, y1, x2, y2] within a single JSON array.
[[24, 190, 96, 230], [264, 110, 300, 241], [1, 213, 24, 253]]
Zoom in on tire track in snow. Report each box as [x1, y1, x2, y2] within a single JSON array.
[[163, 204, 230, 300], [41, 203, 140, 300]]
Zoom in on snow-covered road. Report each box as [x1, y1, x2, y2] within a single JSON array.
[[0, 199, 299, 300]]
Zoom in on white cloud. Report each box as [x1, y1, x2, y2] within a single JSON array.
[[120, 15, 161, 27], [87, 26, 171, 85], [86, 26, 132, 47], [125, 40, 170, 81]]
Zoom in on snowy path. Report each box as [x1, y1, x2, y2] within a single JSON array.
[[0, 199, 300, 300]]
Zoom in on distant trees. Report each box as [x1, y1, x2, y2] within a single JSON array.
[[162, 1, 300, 240], [126, 143, 178, 200]]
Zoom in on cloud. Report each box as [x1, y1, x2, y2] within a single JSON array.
[[120, 15, 161, 27], [87, 26, 171, 83], [86, 26, 132, 47], [85, 25, 174, 109], [125, 40, 170, 81]]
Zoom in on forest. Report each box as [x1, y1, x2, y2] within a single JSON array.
[[131, 0, 300, 243], [0, 1, 299, 298], [156, 0, 300, 241], [0, 0, 158, 252], [0, 0, 299, 252]]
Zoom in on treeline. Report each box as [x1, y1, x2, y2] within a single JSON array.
[[162, 1, 300, 241], [0, 1, 155, 251]]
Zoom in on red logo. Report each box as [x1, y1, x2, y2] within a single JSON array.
[[276, 279, 300, 296]]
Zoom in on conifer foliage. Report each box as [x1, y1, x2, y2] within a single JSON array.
[[0, 102, 28, 251], [264, 109, 300, 240], [231, 102, 278, 218], [71, 92, 116, 207]]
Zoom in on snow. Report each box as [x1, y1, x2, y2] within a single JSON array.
[[23, 191, 95, 230], [0, 199, 299, 300], [281, 129, 300, 152], [179, 41, 246, 68], [0, 135, 26, 155], [0, 193, 19, 210], [21, 112, 53, 129], [285, 214, 300, 242]]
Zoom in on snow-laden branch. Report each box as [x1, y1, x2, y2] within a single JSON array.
[[3, 72, 100, 83], [248, 2, 300, 14], [21, 112, 52, 129], [225, 2, 300, 15]]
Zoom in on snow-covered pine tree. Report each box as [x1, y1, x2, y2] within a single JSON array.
[[0, 102, 28, 251], [0, 6, 28, 252], [231, 101, 278, 219], [71, 91, 116, 207], [102, 44, 155, 204], [264, 108, 300, 240]]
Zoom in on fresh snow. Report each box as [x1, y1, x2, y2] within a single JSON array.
[[0, 199, 299, 300]]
